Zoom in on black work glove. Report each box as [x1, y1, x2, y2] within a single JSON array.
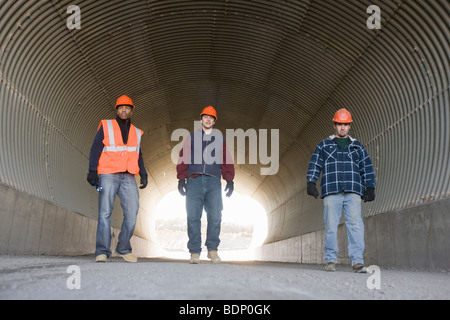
[[178, 179, 187, 196], [87, 170, 99, 187], [224, 180, 234, 197], [307, 182, 319, 199], [140, 174, 148, 189], [362, 187, 375, 202]]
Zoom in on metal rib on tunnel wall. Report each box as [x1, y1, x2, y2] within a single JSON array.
[[0, 1, 448, 268]]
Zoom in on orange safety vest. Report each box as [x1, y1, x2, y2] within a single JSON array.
[[97, 119, 143, 175]]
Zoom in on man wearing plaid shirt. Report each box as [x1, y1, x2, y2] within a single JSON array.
[[306, 108, 376, 273]]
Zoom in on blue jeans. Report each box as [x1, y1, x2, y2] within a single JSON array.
[[323, 192, 364, 266], [186, 175, 223, 254], [95, 173, 139, 257]]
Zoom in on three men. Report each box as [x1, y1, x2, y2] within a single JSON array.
[[87, 102, 374, 271], [306, 108, 376, 272]]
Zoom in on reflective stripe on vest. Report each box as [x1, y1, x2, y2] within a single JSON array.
[[102, 120, 141, 154]]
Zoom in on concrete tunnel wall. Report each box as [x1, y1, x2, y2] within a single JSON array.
[[0, 1, 449, 269]]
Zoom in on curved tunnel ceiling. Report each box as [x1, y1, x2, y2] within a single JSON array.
[[0, 1, 448, 245]]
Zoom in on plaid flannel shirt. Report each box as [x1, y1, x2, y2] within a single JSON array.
[[306, 135, 376, 198]]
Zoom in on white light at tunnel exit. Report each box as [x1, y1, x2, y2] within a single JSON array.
[[154, 190, 268, 249]]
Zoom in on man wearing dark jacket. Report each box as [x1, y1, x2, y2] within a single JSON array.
[[177, 106, 235, 264], [87, 95, 147, 263], [306, 108, 376, 273]]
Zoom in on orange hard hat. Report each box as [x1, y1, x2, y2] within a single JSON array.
[[200, 106, 217, 119], [115, 95, 134, 109], [332, 108, 353, 123]]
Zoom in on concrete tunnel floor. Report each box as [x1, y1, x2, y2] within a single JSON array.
[[1, 255, 449, 300]]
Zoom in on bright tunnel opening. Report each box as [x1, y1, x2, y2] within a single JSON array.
[[154, 190, 268, 261]]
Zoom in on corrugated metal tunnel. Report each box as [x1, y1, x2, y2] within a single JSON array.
[[0, 0, 449, 269]]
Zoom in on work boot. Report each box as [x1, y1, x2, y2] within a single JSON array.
[[324, 262, 336, 272], [116, 252, 138, 263], [207, 251, 221, 264], [190, 253, 200, 264], [95, 254, 108, 262], [352, 263, 368, 273]]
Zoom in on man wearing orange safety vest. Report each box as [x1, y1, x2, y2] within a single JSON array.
[[87, 95, 148, 263]]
